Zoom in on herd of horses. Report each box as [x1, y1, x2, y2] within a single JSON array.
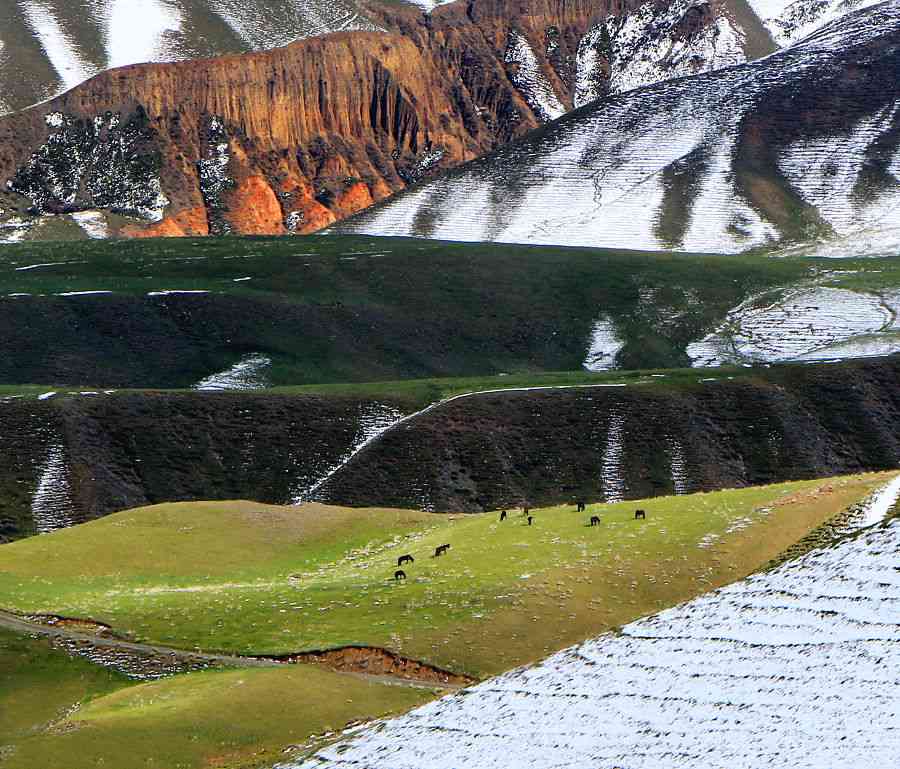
[[392, 504, 648, 581]]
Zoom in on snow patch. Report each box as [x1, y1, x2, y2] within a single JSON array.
[[70, 210, 109, 239], [31, 442, 77, 534], [20, 0, 94, 90], [193, 353, 272, 391], [601, 409, 626, 503], [504, 30, 565, 123], [582, 316, 624, 371]]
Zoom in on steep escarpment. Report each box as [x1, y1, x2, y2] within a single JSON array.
[[0, 0, 763, 240], [317, 356, 900, 511], [0, 392, 409, 542]]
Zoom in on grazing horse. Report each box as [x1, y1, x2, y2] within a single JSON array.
[[577, 500, 586, 512], [500, 510, 507, 522], [435, 544, 451, 557], [590, 515, 601, 526], [635, 509, 646, 520], [527, 516, 534, 526], [397, 554, 414, 567], [394, 569, 407, 581]]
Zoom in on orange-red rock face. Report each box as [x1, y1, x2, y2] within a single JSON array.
[[0, 0, 704, 238]]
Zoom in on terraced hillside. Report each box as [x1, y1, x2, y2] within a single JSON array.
[[1, 236, 899, 390], [317, 355, 900, 511], [2, 355, 899, 542], [340, 2, 900, 255]]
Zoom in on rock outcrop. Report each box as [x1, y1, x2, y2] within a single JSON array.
[[0, 0, 768, 240]]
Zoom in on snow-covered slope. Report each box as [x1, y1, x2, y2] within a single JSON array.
[[747, 0, 885, 46], [338, 2, 900, 254], [288, 499, 900, 769], [0, 0, 381, 114]]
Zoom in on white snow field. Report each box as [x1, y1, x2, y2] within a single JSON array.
[[582, 316, 624, 371], [288, 496, 900, 769], [687, 287, 900, 366], [339, 2, 900, 255]]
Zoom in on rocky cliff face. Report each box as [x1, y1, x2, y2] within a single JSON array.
[[0, 0, 768, 241]]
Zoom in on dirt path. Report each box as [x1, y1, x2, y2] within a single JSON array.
[[0, 609, 465, 690]]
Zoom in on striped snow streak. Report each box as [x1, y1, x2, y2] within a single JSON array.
[[582, 316, 623, 372], [100, 0, 183, 68], [31, 442, 77, 534], [288, 517, 900, 769], [504, 31, 565, 123], [290, 401, 407, 503], [601, 410, 626, 503], [193, 353, 271, 391], [667, 436, 689, 495], [20, 1, 95, 90]]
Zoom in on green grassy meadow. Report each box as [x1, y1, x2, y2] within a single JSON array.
[[2, 234, 897, 387], [0, 473, 889, 677], [0, 628, 431, 769]]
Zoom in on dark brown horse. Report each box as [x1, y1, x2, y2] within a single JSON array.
[[635, 509, 646, 520], [590, 515, 601, 526], [527, 516, 534, 526], [500, 510, 507, 521], [398, 554, 414, 567], [435, 544, 450, 557], [394, 569, 407, 581]]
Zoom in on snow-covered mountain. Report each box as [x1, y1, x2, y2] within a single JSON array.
[[337, 2, 900, 254], [0, 0, 382, 114]]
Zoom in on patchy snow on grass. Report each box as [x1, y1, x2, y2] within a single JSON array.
[[289, 515, 900, 769], [193, 353, 271, 391], [582, 316, 623, 372], [667, 436, 689, 495], [70, 210, 109, 239], [291, 401, 407, 503], [687, 287, 892, 366], [504, 30, 565, 123], [146, 290, 209, 296]]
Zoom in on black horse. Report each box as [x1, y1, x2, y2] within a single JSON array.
[[394, 569, 407, 581], [435, 544, 451, 557], [635, 509, 647, 520], [527, 516, 534, 526], [397, 554, 415, 567], [577, 500, 586, 512], [500, 510, 507, 522], [590, 515, 601, 526]]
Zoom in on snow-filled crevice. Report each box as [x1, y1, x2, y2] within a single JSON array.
[[504, 30, 565, 123], [31, 441, 78, 534], [193, 353, 272, 391], [600, 409, 626, 503]]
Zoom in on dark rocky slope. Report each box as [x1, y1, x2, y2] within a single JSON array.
[[318, 356, 900, 511], [3, 356, 898, 541], [0, 392, 408, 542]]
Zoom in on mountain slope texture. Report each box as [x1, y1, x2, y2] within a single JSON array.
[[0, 0, 786, 241], [339, 2, 900, 254]]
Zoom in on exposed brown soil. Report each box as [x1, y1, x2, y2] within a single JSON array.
[[278, 646, 473, 686]]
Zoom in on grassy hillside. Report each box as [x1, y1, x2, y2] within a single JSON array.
[[1, 474, 890, 677], [5, 234, 894, 387], [0, 628, 431, 769]]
